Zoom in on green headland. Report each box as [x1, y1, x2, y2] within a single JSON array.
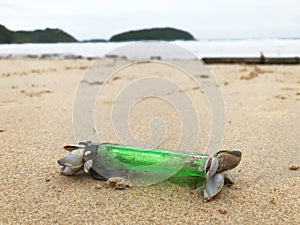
[[0, 24, 195, 44]]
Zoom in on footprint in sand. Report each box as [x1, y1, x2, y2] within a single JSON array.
[[274, 95, 286, 100], [20, 90, 52, 97], [240, 66, 273, 80]]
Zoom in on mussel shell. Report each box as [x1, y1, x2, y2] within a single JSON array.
[[204, 173, 224, 202], [84, 159, 93, 173], [215, 150, 242, 173], [205, 157, 219, 180]]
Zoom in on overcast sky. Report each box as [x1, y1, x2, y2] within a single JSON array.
[[1, 0, 299, 40]]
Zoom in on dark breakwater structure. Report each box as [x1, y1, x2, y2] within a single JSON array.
[[202, 56, 300, 64]]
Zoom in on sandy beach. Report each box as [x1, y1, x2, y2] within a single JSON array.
[[0, 58, 299, 224]]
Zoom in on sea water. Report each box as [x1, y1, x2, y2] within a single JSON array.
[[0, 38, 299, 59]]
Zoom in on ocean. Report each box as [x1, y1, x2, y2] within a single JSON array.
[[0, 38, 299, 59]]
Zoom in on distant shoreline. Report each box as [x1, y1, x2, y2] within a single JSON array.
[[1, 36, 300, 44], [1, 39, 299, 62], [0, 54, 299, 64]]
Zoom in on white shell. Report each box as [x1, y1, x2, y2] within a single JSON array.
[[84, 159, 93, 173], [206, 157, 219, 181], [204, 173, 224, 202], [61, 166, 83, 176], [84, 150, 92, 156], [59, 149, 84, 168]]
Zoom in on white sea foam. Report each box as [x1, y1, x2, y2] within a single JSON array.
[[0, 39, 299, 59]]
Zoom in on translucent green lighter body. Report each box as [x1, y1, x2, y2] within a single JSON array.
[[96, 143, 209, 178]]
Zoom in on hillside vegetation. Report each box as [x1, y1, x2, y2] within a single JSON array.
[[0, 25, 195, 43], [109, 27, 195, 42], [0, 24, 77, 44]]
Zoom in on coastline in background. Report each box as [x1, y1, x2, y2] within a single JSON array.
[[0, 38, 299, 61]]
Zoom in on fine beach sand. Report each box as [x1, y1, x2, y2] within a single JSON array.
[[0, 59, 299, 224]]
